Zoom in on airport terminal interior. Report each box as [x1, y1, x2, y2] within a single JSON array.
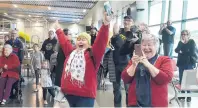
[[0, 0, 198, 107]]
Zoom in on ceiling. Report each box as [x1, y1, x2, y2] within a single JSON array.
[[0, 0, 98, 23]]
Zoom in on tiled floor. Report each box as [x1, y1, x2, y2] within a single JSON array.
[[1, 77, 197, 107]]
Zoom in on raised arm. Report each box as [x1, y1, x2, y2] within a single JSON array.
[[91, 13, 112, 68], [92, 25, 109, 68], [165, 27, 176, 35], [56, 29, 74, 57]]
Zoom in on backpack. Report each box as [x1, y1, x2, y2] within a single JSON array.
[[87, 48, 106, 91], [192, 46, 198, 63]]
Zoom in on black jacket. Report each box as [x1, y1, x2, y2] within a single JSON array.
[[54, 45, 65, 87], [41, 37, 57, 61], [91, 34, 96, 45], [119, 30, 140, 58], [175, 39, 197, 66], [111, 34, 129, 66]]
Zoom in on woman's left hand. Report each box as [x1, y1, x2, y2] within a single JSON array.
[[103, 12, 113, 26], [53, 20, 61, 30], [139, 52, 150, 68]]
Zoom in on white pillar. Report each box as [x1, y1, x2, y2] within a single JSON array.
[[136, 1, 148, 24]]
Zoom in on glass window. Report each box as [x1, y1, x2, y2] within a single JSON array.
[[186, 20, 198, 44], [187, 0, 198, 19], [164, 0, 170, 23], [171, 22, 182, 57], [149, 26, 160, 37], [149, 2, 162, 25], [170, 0, 183, 21]]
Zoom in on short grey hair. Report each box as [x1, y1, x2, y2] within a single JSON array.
[[141, 33, 160, 52], [4, 44, 13, 52]]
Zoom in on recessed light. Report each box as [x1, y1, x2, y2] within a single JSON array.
[[83, 9, 86, 13], [48, 7, 51, 10], [13, 4, 18, 8], [28, 15, 31, 17]]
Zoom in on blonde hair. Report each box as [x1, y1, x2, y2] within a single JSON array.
[[181, 30, 191, 37], [76, 32, 91, 45]]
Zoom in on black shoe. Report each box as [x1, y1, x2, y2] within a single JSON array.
[[178, 97, 185, 100], [10, 94, 17, 99], [187, 97, 191, 102]]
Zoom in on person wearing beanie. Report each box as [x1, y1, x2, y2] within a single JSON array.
[[53, 12, 112, 107], [41, 29, 57, 61]]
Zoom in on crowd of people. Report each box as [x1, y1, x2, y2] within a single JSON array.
[[0, 11, 197, 107]]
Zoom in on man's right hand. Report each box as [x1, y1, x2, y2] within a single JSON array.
[[161, 24, 166, 29]]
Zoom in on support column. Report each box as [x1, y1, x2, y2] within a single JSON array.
[[181, 0, 188, 30], [168, 0, 172, 20], [136, 0, 148, 24]]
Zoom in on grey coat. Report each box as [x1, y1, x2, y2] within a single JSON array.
[[103, 49, 116, 82]]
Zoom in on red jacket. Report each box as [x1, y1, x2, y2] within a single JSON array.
[[57, 25, 109, 98], [122, 56, 173, 107], [0, 53, 20, 79]]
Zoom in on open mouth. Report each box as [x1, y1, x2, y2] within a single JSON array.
[[144, 51, 151, 54], [79, 45, 84, 48]]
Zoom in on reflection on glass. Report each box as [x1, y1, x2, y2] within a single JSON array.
[[149, 26, 160, 37], [172, 22, 181, 57], [164, 0, 170, 23], [186, 20, 198, 44], [149, 2, 162, 25], [170, 0, 183, 21], [187, 0, 198, 19]]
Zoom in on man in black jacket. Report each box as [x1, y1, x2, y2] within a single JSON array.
[[54, 28, 72, 103], [54, 28, 71, 87], [111, 16, 140, 107], [90, 27, 97, 45]]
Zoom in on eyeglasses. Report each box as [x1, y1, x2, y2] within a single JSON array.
[[124, 19, 132, 22], [181, 34, 188, 36]]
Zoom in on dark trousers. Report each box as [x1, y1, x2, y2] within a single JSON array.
[[10, 65, 22, 97], [51, 66, 56, 84], [65, 95, 95, 107], [35, 69, 40, 86], [113, 66, 129, 107], [163, 43, 173, 58], [178, 64, 195, 94], [42, 87, 55, 100], [0, 77, 17, 101]]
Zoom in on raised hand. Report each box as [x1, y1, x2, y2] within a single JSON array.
[[53, 20, 61, 30], [113, 23, 119, 36], [103, 12, 113, 26]]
